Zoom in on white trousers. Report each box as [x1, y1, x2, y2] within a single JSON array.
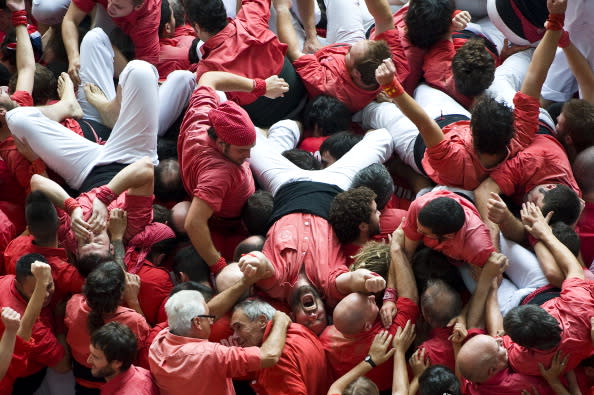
[[32, 0, 71, 26], [324, 0, 374, 45]]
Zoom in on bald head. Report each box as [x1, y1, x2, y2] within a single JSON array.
[[574, 146, 594, 199], [421, 279, 462, 328], [216, 262, 245, 293], [333, 293, 377, 335], [170, 201, 191, 235], [457, 335, 506, 383]]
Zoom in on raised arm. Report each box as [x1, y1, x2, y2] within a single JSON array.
[[61, 2, 88, 86], [18, 261, 53, 341], [392, 321, 416, 395], [273, 0, 305, 61], [259, 311, 291, 368], [562, 40, 594, 103], [0, 308, 20, 381], [364, 0, 394, 36], [7, 0, 35, 94], [474, 176, 506, 250], [392, 227, 418, 303], [466, 252, 508, 329], [296, 0, 322, 54]]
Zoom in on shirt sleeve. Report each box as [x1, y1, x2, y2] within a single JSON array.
[[509, 91, 539, 156], [422, 38, 455, 91], [29, 321, 66, 368], [293, 54, 330, 98], [424, 135, 469, 184], [402, 201, 423, 241], [0, 147, 45, 192], [490, 157, 524, 197], [121, 194, 154, 242], [72, 0, 96, 14], [130, 11, 161, 64], [388, 297, 420, 334], [218, 344, 262, 377], [237, 0, 271, 34]]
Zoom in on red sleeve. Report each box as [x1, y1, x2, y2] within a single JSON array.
[[387, 297, 420, 335], [0, 145, 46, 192], [136, 264, 173, 326], [253, 353, 309, 395], [423, 39, 455, 89], [490, 158, 522, 197], [0, 335, 34, 392], [237, 0, 271, 33], [0, 209, 16, 257], [194, 164, 234, 212], [180, 86, 218, 139], [71, 0, 96, 14], [10, 91, 33, 107], [424, 135, 469, 185], [293, 54, 329, 98], [402, 201, 423, 241], [508, 91, 539, 156], [29, 321, 66, 369], [120, 194, 154, 242], [375, 29, 409, 84], [129, 8, 161, 64]]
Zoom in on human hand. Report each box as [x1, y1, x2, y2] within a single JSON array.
[[303, 35, 322, 54], [68, 57, 81, 87], [264, 75, 289, 99], [88, 199, 109, 234], [13, 137, 39, 162], [123, 272, 141, 304], [368, 331, 395, 365], [1, 307, 21, 333], [547, 0, 567, 15], [448, 322, 468, 345], [487, 192, 511, 225], [238, 251, 274, 283], [272, 310, 292, 328], [362, 270, 386, 293], [409, 348, 430, 377], [393, 320, 415, 352], [6, 0, 26, 12], [482, 252, 509, 279], [446, 314, 466, 330], [31, 261, 52, 285], [70, 207, 93, 242], [520, 202, 553, 240], [538, 350, 568, 383], [108, 209, 127, 241], [499, 39, 531, 63], [380, 300, 397, 329], [375, 58, 396, 87], [389, 221, 405, 253], [450, 10, 471, 33]]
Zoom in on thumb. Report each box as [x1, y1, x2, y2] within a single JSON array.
[[544, 211, 554, 224]]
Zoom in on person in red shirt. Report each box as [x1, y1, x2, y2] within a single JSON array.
[[88, 322, 159, 395], [156, 0, 195, 80], [573, 146, 594, 267], [230, 298, 330, 395]]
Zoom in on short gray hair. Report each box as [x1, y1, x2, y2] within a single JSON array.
[[165, 290, 205, 336], [234, 298, 275, 321]]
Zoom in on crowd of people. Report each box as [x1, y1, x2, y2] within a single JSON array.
[[0, 0, 593, 393]]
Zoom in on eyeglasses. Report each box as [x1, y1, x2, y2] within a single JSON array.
[[194, 315, 216, 324]]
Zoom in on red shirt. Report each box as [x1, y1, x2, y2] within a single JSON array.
[[157, 34, 194, 80], [402, 190, 495, 267], [149, 328, 261, 395], [461, 366, 554, 395], [418, 326, 455, 371], [377, 207, 406, 240], [258, 213, 349, 308], [0, 209, 16, 272], [0, 159, 26, 206], [195, 0, 287, 106], [0, 275, 65, 376], [422, 92, 540, 190], [252, 322, 329, 395], [321, 297, 419, 390], [73, 0, 160, 64], [294, 29, 408, 113], [100, 365, 159, 395], [178, 86, 255, 218], [490, 134, 581, 204], [133, 260, 173, 327], [577, 202, 594, 267], [0, 333, 34, 393], [506, 277, 594, 376]]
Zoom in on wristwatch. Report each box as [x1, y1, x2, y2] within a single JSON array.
[[364, 355, 377, 368]]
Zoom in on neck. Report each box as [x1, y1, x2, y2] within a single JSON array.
[[104, 370, 121, 382], [353, 232, 370, 246], [477, 151, 506, 168], [33, 236, 59, 248]]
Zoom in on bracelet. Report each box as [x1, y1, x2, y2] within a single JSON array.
[[95, 185, 117, 207], [252, 78, 267, 97], [381, 76, 404, 98], [558, 30, 570, 48], [383, 287, 398, 302], [64, 198, 80, 215], [11, 10, 27, 27], [210, 256, 227, 276], [546, 13, 564, 31]]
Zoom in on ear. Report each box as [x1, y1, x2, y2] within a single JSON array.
[[358, 222, 369, 234], [133, 1, 145, 11], [165, 21, 175, 36], [257, 315, 268, 329], [111, 360, 123, 373], [363, 320, 373, 331], [564, 134, 573, 145], [109, 243, 115, 255], [179, 271, 190, 283]]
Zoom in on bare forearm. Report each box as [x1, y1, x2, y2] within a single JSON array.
[[62, 18, 80, 63], [499, 214, 526, 245], [485, 288, 503, 336], [563, 43, 594, 103], [328, 362, 373, 394], [187, 220, 220, 266], [296, 0, 318, 39], [106, 158, 153, 196], [392, 94, 443, 148], [540, 232, 584, 279], [466, 277, 491, 329], [30, 175, 70, 208], [208, 280, 250, 318], [392, 350, 409, 395], [275, 4, 303, 61], [365, 0, 394, 34], [198, 72, 255, 93], [259, 320, 288, 368], [521, 29, 562, 99], [112, 239, 126, 271], [393, 249, 418, 302], [16, 282, 46, 341], [0, 330, 17, 380], [15, 24, 35, 84]]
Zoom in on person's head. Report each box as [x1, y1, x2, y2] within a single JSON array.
[[418, 365, 461, 395], [526, 183, 582, 225], [15, 253, 54, 306], [417, 197, 465, 239], [155, 158, 186, 203], [231, 298, 276, 347], [215, 263, 248, 299], [173, 245, 210, 285], [421, 279, 462, 329], [165, 290, 211, 338], [551, 221, 581, 256], [152, 204, 170, 225], [351, 163, 395, 210], [25, 191, 58, 245], [183, 0, 228, 36], [413, 247, 464, 294], [470, 95, 514, 155], [345, 40, 391, 88], [343, 377, 379, 395], [351, 241, 390, 279], [106, 0, 145, 19], [457, 335, 508, 383], [319, 131, 363, 168], [9, 64, 57, 105], [170, 281, 214, 301], [0, 85, 17, 128], [88, 322, 137, 379], [557, 99, 594, 155], [503, 305, 561, 350], [242, 190, 274, 236], [405, 0, 454, 49], [333, 292, 379, 335], [159, 0, 176, 38], [329, 187, 380, 244], [573, 146, 594, 199], [77, 229, 114, 267], [579, 355, 594, 379], [170, 0, 186, 28], [207, 101, 256, 165], [233, 235, 266, 262], [75, 252, 114, 278], [302, 95, 352, 136], [289, 283, 328, 335], [84, 261, 126, 333], [169, 200, 190, 238], [452, 38, 496, 97], [282, 149, 321, 170]]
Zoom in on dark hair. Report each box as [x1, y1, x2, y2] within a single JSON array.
[[160, 0, 173, 36], [405, 0, 454, 49], [418, 197, 465, 235], [353, 40, 391, 87], [561, 99, 594, 154], [421, 279, 462, 328], [154, 159, 187, 203], [170, 281, 214, 300], [329, 187, 376, 244], [413, 247, 465, 294], [157, 138, 178, 160], [242, 190, 274, 236], [25, 191, 58, 245], [282, 149, 321, 170], [91, 322, 137, 371], [108, 27, 136, 62], [15, 253, 47, 283], [84, 261, 126, 334], [351, 163, 394, 210], [470, 95, 514, 155], [170, 0, 186, 28], [452, 38, 496, 97], [541, 184, 582, 225], [9, 64, 57, 105], [76, 252, 113, 277], [183, 0, 228, 34], [319, 131, 362, 164], [503, 305, 562, 350], [153, 204, 170, 224], [303, 95, 352, 135], [551, 222, 580, 256], [419, 365, 461, 395], [173, 245, 210, 284]]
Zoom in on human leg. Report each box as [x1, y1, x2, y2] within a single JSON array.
[[158, 70, 196, 136], [324, 0, 368, 45], [32, 0, 71, 26]]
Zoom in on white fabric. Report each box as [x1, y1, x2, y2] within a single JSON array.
[[158, 70, 196, 136], [324, 0, 374, 45], [32, 0, 71, 25]]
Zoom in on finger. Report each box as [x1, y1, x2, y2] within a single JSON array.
[[544, 210, 554, 224]]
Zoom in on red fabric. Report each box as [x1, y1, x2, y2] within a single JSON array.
[[208, 101, 256, 146], [10, 90, 34, 106], [0, 275, 65, 376], [125, 222, 175, 274], [577, 201, 594, 267], [195, 0, 287, 106], [132, 259, 173, 327], [3, 235, 84, 304], [342, 243, 360, 267], [418, 326, 455, 371], [0, 208, 16, 272], [72, 0, 160, 64], [402, 190, 495, 266], [376, 207, 406, 241], [298, 136, 327, 154], [100, 365, 159, 395], [178, 86, 255, 217], [461, 366, 554, 395], [0, 333, 34, 393], [251, 322, 330, 395], [294, 28, 409, 113], [320, 297, 419, 391], [490, 134, 581, 204], [257, 213, 349, 308], [148, 328, 261, 395], [157, 34, 194, 80], [0, 159, 26, 206], [506, 277, 594, 376], [422, 92, 540, 190]]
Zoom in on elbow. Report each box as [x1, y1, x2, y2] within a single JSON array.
[[260, 353, 280, 368], [30, 174, 43, 191], [138, 157, 154, 184]]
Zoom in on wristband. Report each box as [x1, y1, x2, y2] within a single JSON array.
[[452, 9, 462, 18], [382, 287, 398, 302], [11, 10, 27, 27], [211, 256, 227, 276], [382, 76, 404, 98], [64, 198, 80, 215], [95, 185, 117, 207], [546, 13, 564, 31], [558, 30, 570, 48], [252, 78, 267, 97]]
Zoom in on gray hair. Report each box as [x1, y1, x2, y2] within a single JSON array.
[[234, 298, 276, 321], [165, 290, 205, 336]]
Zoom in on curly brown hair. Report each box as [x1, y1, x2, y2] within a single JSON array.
[[329, 187, 376, 244], [452, 38, 496, 97]]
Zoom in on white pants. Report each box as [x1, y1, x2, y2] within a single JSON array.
[[32, 0, 71, 25], [269, 0, 322, 48], [250, 120, 395, 195], [7, 60, 159, 190], [324, 0, 374, 45]]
